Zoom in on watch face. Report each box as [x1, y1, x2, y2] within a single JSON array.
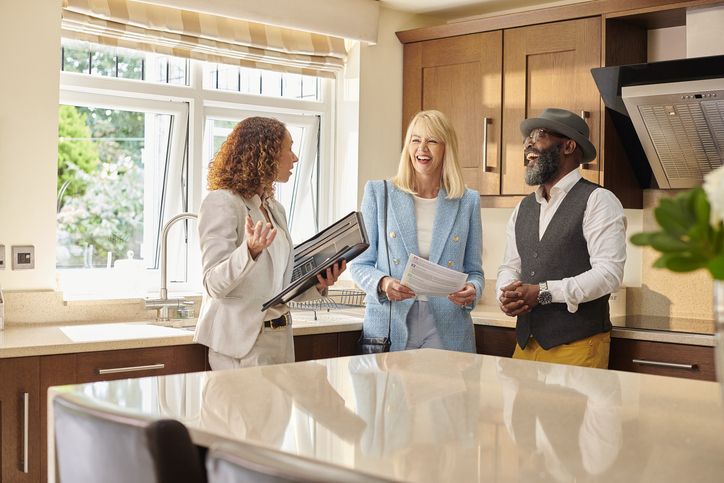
[[538, 291, 553, 305]]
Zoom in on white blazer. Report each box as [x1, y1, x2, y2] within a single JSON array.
[[193, 190, 320, 359]]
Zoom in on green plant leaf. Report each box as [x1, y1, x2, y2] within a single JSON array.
[[707, 254, 724, 280], [664, 253, 709, 272], [714, 225, 724, 255], [630, 232, 657, 246], [653, 253, 676, 268], [687, 223, 711, 244], [649, 232, 694, 252], [693, 186, 711, 226], [654, 199, 693, 236]]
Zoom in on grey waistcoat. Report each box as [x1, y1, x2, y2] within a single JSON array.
[[515, 178, 612, 350]]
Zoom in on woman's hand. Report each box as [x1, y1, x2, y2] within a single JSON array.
[[379, 277, 415, 302], [315, 259, 347, 292], [448, 282, 477, 307], [245, 216, 276, 260]]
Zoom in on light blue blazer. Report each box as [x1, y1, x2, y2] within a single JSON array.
[[350, 180, 484, 353]]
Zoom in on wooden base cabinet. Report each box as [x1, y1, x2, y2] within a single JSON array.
[[294, 331, 362, 361], [609, 338, 715, 381], [0, 343, 207, 483], [474, 324, 716, 381], [0, 357, 40, 483]]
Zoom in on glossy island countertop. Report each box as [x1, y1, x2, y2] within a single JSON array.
[[47, 348, 724, 482]]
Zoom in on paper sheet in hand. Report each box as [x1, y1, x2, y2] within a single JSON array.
[[400, 255, 468, 297]]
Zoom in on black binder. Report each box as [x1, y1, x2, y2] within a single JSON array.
[[261, 212, 369, 311]]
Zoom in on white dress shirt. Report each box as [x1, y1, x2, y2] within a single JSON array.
[[495, 170, 627, 313]]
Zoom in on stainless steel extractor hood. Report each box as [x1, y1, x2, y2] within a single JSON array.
[[592, 55, 724, 189]]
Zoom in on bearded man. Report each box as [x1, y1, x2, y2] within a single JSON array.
[[495, 108, 627, 368]]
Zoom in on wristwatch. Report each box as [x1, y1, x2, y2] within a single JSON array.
[[538, 282, 553, 305]]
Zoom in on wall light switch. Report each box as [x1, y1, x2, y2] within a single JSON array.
[[12, 245, 35, 270], [0, 245, 4, 270]]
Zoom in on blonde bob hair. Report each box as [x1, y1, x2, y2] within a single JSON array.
[[390, 110, 466, 199]]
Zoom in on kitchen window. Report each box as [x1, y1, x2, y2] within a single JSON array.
[[58, 40, 334, 297]]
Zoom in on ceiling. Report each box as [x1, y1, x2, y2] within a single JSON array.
[[379, 0, 589, 22]]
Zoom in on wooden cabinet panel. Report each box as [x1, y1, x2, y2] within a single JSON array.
[[609, 338, 715, 381], [502, 17, 602, 195], [175, 344, 208, 373], [403, 32, 503, 195], [294, 334, 338, 362], [39, 354, 76, 483], [0, 357, 40, 483], [75, 346, 179, 383], [475, 325, 517, 358], [338, 330, 362, 358]]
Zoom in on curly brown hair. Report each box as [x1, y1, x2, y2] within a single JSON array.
[[206, 117, 287, 199]]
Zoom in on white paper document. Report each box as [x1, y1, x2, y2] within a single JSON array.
[[400, 254, 468, 297]]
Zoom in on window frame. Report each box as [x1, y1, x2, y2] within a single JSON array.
[[58, 59, 336, 297]]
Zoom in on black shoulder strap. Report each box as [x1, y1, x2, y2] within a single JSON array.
[[384, 181, 391, 340]]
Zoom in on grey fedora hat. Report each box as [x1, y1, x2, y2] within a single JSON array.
[[519, 108, 597, 163]]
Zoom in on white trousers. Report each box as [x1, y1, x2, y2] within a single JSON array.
[[208, 323, 294, 370], [405, 300, 442, 350]]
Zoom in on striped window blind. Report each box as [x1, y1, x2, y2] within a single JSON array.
[[61, 0, 348, 78]]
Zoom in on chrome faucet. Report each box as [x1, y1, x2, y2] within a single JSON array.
[[142, 213, 198, 323]]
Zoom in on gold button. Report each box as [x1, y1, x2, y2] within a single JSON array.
[[390, 232, 396, 238], [448, 261, 453, 267], [387, 405, 393, 413], [453, 235, 459, 242], [394, 259, 399, 264]]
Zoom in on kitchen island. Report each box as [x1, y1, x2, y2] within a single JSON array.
[[48, 348, 724, 482]]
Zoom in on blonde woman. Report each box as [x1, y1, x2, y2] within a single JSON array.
[[194, 117, 344, 370], [350, 110, 484, 352]]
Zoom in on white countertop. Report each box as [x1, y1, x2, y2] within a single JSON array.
[[1, 305, 715, 359], [48, 348, 724, 482], [0, 309, 365, 359]]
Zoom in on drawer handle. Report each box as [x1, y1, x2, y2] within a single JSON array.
[[632, 359, 697, 370], [20, 392, 29, 473], [97, 363, 165, 375]]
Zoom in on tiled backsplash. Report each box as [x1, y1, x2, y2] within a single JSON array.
[[626, 189, 715, 322]]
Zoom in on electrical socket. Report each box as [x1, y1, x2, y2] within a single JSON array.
[[0, 245, 4, 270], [12, 245, 35, 270]]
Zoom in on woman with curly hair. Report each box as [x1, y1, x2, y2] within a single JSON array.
[[194, 117, 345, 370]]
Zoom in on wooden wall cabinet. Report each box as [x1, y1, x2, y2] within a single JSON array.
[[403, 18, 602, 207], [403, 31, 503, 196], [399, 0, 723, 209], [501, 18, 602, 196]]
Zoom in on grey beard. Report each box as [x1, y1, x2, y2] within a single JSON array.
[[524, 142, 561, 186]]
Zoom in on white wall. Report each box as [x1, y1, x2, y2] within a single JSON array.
[[356, 8, 442, 207], [0, 0, 60, 291]]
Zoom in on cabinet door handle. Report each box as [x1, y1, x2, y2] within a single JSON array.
[[579, 110, 595, 169], [482, 117, 492, 172], [97, 363, 165, 375], [633, 359, 697, 370], [20, 392, 29, 473]]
